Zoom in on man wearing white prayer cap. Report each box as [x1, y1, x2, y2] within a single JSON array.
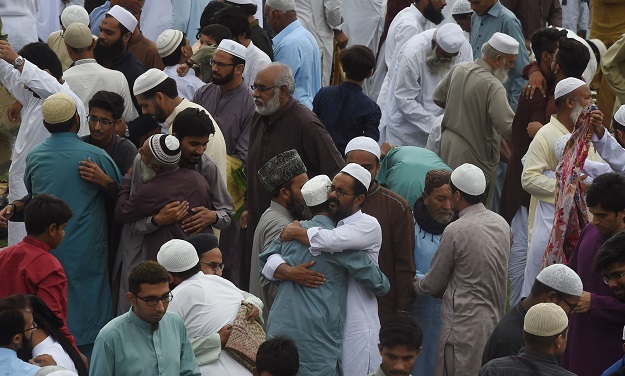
[[260, 170, 389, 375], [451, 0, 473, 33], [588, 104, 625, 174], [378, 22, 473, 148], [157, 29, 204, 101], [414, 163, 512, 376], [480, 303, 573, 375], [483, 264, 583, 364], [433, 30, 517, 209]]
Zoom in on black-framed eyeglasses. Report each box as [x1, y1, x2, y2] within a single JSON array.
[[328, 185, 356, 198], [209, 59, 236, 69], [23, 322, 38, 333], [87, 114, 117, 127], [250, 84, 276, 92], [555, 291, 578, 313], [135, 292, 173, 306], [603, 270, 625, 285], [200, 261, 225, 272]]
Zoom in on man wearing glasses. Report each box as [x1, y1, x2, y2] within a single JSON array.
[[90, 260, 201, 375], [561, 173, 625, 376]]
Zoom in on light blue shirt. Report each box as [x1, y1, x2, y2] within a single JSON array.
[[89, 1, 110, 36], [470, 0, 529, 111], [171, 0, 210, 44], [272, 19, 321, 109], [0, 348, 40, 375], [90, 309, 201, 376]]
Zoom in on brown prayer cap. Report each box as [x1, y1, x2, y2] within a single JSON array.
[[424, 169, 451, 194]]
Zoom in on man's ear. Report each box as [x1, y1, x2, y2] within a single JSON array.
[[279, 186, 290, 201], [47, 223, 58, 238], [126, 292, 136, 307], [354, 194, 366, 208], [122, 32, 132, 44]]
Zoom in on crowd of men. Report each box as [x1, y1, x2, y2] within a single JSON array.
[[1, 0, 625, 375]]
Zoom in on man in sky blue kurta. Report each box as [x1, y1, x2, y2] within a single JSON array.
[[22, 93, 122, 356], [260, 175, 390, 376]]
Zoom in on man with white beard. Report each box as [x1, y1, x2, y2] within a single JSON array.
[[432, 32, 517, 209], [379, 23, 472, 147]]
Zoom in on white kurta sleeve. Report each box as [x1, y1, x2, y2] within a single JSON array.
[[307, 218, 381, 254], [592, 130, 625, 173], [261, 254, 287, 281]]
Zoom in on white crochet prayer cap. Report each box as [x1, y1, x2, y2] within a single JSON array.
[[524, 303, 569, 337], [266, 0, 295, 12], [452, 0, 472, 15], [341, 163, 371, 190], [61, 5, 90, 28], [217, 39, 247, 61], [536, 264, 583, 296], [554, 77, 586, 100], [554, 134, 572, 161], [450, 163, 486, 196], [157, 29, 184, 58], [437, 23, 465, 54], [42, 93, 76, 124], [148, 134, 181, 165], [133, 68, 169, 95], [157, 239, 199, 273], [344, 136, 381, 160], [488, 32, 519, 55], [614, 105, 625, 125], [106, 5, 138, 32], [302, 175, 331, 207]]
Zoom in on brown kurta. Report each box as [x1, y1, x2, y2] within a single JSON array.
[[128, 31, 164, 70], [362, 182, 416, 324], [244, 97, 344, 289]]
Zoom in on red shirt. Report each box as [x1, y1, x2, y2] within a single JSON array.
[[0, 236, 76, 347]]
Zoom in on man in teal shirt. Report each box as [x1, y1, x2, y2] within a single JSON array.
[[90, 261, 200, 376]]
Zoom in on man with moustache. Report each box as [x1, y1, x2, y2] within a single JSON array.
[[379, 23, 472, 147], [433, 32, 518, 209]]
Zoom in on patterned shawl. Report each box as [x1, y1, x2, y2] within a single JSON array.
[[542, 106, 596, 267]]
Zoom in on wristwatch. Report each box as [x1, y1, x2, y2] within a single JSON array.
[[13, 55, 24, 69]]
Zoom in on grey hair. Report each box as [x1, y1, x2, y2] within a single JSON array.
[[481, 42, 502, 59], [272, 62, 296, 96], [266, 0, 296, 12]]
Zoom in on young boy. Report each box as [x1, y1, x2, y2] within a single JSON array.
[[177, 24, 232, 83], [254, 336, 299, 376]]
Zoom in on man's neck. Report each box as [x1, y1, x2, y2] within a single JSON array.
[[343, 78, 363, 87], [610, 222, 625, 236], [91, 135, 114, 149], [30, 328, 48, 348], [555, 112, 574, 132]]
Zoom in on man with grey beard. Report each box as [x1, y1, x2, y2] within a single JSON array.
[[379, 23, 473, 147], [433, 32, 518, 209]]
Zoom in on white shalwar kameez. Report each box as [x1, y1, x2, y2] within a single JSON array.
[[342, 0, 386, 54]]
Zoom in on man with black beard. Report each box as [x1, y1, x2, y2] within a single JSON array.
[[249, 149, 312, 322], [378, 22, 472, 147]]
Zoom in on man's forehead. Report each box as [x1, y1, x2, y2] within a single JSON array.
[[101, 15, 122, 31]]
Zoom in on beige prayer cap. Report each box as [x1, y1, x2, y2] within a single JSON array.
[[133, 68, 169, 96], [157, 239, 199, 273], [302, 175, 331, 207], [524, 303, 569, 337], [488, 32, 519, 55], [61, 5, 90, 28], [157, 29, 184, 58], [42, 93, 76, 124], [450, 163, 486, 196], [64, 23, 94, 49], [554, 77, 586, 100], [266, 0, 295, 12]]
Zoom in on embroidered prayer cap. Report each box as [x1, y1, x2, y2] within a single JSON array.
[[614, 105, 625, 126], [344, 136, 381, 160], [266, 0, 296, 12], [488, 32, 519, 55], [554, 134, 572, 161], [42, 93, 77, 124], [524, 303, 569, 337], [64, 23, 94, 49], [186, 233, 220, 257], [61, 5, 90, 28], [148, 134, 181, 165], [536, 264, 583, 297], [341, 163, 371, 190], [424, 169, 452, 193], [106, 5, 138, 32], [216, 39, 247, 61], [450, 163, 486, 196], [157, 239, 199, 273], [227, 0, 253, 4], [452, 0, 472, 15], [157, 29, 184, 58], [133, 68, 169, 95], [302, 175, 331, 207], [258, 149, 307, 192], [554, 77, 586, 100], [437, 23, 465, 54], [110, 0, 143, 15]]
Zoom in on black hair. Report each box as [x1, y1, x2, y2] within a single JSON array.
[[529, 280, 577, 301], [450, 181, 482, 205], [379, 315, 423, 350], [161, 37, 187, 67], [255, 336, 299, 376], [530, 28, 567, 64], [201, 24, 232, 45], [351, 175, 369, 198], [43, 112, 79, 133], [170, 264, 201, 281], [555, 37, 590, 79], [585, 173, 625, 213], [138, 77, 179, 99], [19, 42, 63, 80], [197, 1, 232, 40], [0, 295, 29, 346], [172, 108, 216, 140], [225, 0, 258, 16], [128, 261, 170, 295], [212, 6, 251, 39], [594, 230, 625, 273], [88, 90, 125, 120], [523, 328, 567, 352], [24, 194, 73, 236], [340, 45, 376, 81]]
